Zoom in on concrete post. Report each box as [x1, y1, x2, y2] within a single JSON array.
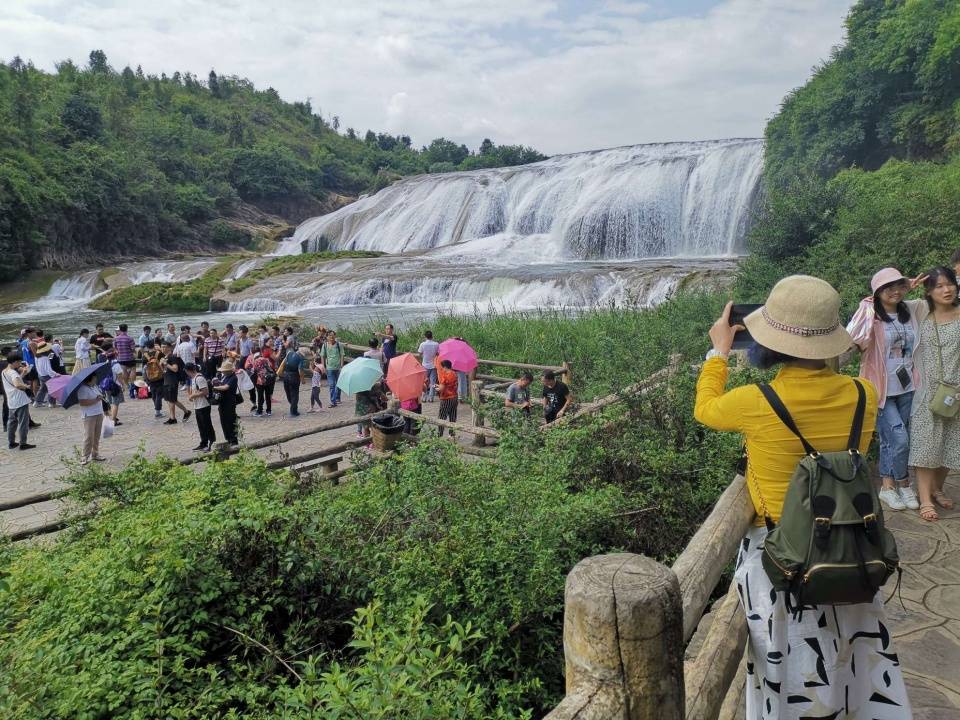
[[545, 553, 684, 720]]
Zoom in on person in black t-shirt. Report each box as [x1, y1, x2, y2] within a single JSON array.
[[161, 343, 191, 424], [91, 323, 114, 362], [542, 370, 572, 424]]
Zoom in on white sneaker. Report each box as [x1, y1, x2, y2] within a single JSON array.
[[899, 484, 920, 510], [878, 487, 906, 511]]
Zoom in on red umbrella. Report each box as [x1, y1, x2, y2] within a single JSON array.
[[386, 352, 427, 401], [437, 338, 478, 373]]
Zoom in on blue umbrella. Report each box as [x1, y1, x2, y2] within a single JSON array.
[[60, 362, 114, 409], [336, 357, 384, 395]]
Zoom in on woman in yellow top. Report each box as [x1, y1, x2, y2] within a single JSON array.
[[695, 276, 910, 720]]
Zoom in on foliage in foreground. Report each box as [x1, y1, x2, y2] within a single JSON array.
[[0, 362, 745, 718]]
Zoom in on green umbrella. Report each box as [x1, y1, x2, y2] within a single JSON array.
[[336, 357, 384, 395]]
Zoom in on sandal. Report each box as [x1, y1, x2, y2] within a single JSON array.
[[919, 504, 939, 522], [933, 491, 955, 510]]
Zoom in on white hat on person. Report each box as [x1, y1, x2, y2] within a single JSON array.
[[744, 275, 852, 360]]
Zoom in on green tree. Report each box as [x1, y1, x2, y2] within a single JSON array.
[[61, 92, 104, 140], [423, 137, 469, 166], [208, 69, 220, 97], [87, 49, 109, 74]]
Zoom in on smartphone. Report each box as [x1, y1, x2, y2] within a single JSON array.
[[728, 304, 763, 350], [896, 365, 911, 389]]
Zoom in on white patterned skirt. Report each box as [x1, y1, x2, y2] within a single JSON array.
[[735, 526, 911, 719]]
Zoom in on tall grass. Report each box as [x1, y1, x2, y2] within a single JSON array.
[[338, 292, 727, 399]]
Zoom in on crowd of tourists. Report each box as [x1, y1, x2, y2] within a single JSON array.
[[1, 318, 572, 463], [694, 248, 960, 719]]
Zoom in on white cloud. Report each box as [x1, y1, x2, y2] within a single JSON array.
[[0, 0, 853, 154]]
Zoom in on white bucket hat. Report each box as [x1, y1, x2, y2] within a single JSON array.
[[744, 275, 852, 360]]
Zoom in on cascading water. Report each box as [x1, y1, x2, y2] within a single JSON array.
[[115, 259, 220, 286], [223, 255, 737, 313], [294, 139, 763, 260], [44, 270, 106, 302]]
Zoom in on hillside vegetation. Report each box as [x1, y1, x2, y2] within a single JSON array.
[[740, 0, 960, 309], [0, 50, 545, 281]]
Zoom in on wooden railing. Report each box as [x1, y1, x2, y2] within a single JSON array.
[[544, 476, 755, 720]]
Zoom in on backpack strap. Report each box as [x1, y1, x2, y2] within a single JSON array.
[[847, 379, 867, 452], [756, 383, 819, 457]]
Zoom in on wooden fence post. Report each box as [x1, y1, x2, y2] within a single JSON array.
[[470, 380, 485, 447], [544, 553, 685, 720]]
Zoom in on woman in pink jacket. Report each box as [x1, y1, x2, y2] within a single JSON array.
[[847, 268, 928, 511]]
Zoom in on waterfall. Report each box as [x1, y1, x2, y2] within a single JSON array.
[[112, 259, 219, 286], [44, 271, 106, 302], [224, 256, 736, 313], [294, 138, 763, 260]]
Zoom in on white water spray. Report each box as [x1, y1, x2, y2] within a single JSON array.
[[293, 139, 763, 260]]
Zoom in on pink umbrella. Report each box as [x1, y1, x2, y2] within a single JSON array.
[[386, 353, 427, 401], [45, 374, 74, 403], [437, 338, 478, 373]]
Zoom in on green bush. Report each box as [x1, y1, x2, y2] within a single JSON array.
[[742, 0, 960, 308], [740, 157, 960, 313], [0, 358, 747, 717], [338, 292, 727, 400]]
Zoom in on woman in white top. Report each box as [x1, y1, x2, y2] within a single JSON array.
[[73, 329, 92, 375], [75, 374, 105, 464]]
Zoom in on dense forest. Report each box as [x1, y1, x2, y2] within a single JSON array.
[[739, 0, 960, 308], [0, 50, 545, 281]]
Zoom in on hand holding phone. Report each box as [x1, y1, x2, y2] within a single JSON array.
[[728, 304, 762, 350]]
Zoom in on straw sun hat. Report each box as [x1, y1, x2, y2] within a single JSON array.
[[743, 275, 852, 360], [218, 360, 235, 372]]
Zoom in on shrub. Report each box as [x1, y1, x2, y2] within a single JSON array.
[[337, 292, 727, 400], [0, 359, 748, 718]]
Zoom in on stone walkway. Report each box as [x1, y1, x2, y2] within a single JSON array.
[[716, 474, 960, 719], [0, 383, 476, 536], [882, 472, 960, 719]]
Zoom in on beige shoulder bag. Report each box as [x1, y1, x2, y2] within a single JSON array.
[[928, 319, 960, 418]]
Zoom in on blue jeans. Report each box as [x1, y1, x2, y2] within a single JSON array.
[[425, 367, 438, 400], [877, 392, 913, 481], [327, 368, 341, 405]]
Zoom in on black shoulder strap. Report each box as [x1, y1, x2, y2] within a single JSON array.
[[847, 379, 867, 453], [757, 383, 818, 457]]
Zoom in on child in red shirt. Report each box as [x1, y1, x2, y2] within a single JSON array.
[[436, 359, 459, 435]]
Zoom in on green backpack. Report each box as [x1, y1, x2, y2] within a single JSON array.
[[754, 379, 900, 607]]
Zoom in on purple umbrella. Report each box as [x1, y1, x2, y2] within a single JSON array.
[[58, 362, 113, 409], [45, 374, 74, 402]]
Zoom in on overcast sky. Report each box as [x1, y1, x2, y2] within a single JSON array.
[[2, 0, 854, 155]]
